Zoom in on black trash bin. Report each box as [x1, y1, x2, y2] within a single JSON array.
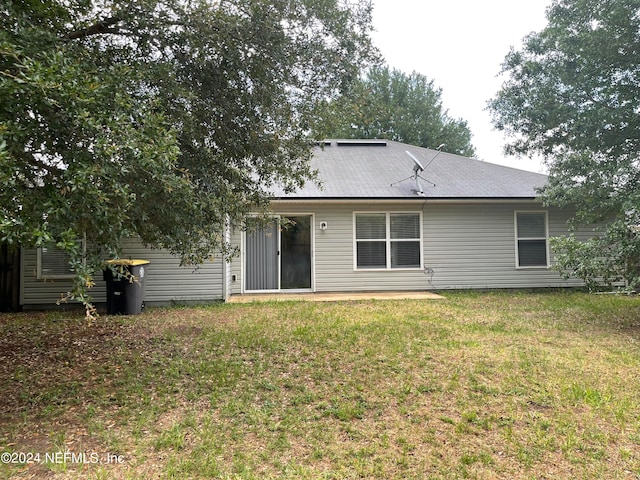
[[103, 259, 150, 315]]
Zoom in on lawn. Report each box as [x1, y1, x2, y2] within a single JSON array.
[[1, 291, 639, 479]]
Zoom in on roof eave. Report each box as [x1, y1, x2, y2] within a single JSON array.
[[271, 196, 541, 203]]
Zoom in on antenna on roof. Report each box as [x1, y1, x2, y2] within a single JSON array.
[[391, 145, 443, 196], [422, 143, 445, 170]]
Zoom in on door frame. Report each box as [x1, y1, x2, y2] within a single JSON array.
[[241, 214, 315, 294]]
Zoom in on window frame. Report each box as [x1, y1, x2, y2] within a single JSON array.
[[37, 241, 85, 280], [353, 212, 423, 271], [514, 210, 550, 269]]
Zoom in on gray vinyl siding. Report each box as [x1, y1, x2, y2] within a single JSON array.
[[313, 204, 428, 292], [422, 203, 589, 289], [23, 201, 593, 306], [230, 201, 592, 294], [21, 238, 224, 307]]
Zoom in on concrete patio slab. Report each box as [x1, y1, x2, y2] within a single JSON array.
[[228, 291, 444, 303]]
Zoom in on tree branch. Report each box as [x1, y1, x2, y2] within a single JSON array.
[[65, 16, 121, 40]]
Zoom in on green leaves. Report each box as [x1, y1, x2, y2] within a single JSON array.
[[489, 0, 640, 158], [0, 0, 377, 312], [323, 66, 476, 157], [490, 0, 640, 289]]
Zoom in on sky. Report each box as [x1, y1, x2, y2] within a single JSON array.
[[370, 0, 553, 173]]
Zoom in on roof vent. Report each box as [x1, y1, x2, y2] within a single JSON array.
[[335, 139, 387, 147]]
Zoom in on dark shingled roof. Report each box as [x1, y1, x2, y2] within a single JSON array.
[[275, 139, 547, 200]]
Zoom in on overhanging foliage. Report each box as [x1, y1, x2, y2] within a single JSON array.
[[488, 0, 640, 290], [0, 0, 377, 311]]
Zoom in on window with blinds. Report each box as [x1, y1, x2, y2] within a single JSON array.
[[37, 245, 77, 279], [355, 213, 422, 270], [515, 211, 549, 268]]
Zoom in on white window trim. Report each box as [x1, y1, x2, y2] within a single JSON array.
[[514, 210, 550, 269], [353, 212, 424, 271]]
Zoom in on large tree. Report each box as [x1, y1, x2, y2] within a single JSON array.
[[0, 0, 377, 311], [323, 66, 476, 157], [488, 0, 640, 289]]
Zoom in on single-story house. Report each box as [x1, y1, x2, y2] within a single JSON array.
[[19, 139, 594, 309]]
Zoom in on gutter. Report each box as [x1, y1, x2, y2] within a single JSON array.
[[270, 197, 541, 205]]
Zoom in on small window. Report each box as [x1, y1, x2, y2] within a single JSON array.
[[355, 214, 387, 269], [354, 213, 422, 270], [515, 212, 549, 268], [37, 245, 79, 279]]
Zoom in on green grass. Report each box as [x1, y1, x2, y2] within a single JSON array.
[[1, 291, 640, 478]]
